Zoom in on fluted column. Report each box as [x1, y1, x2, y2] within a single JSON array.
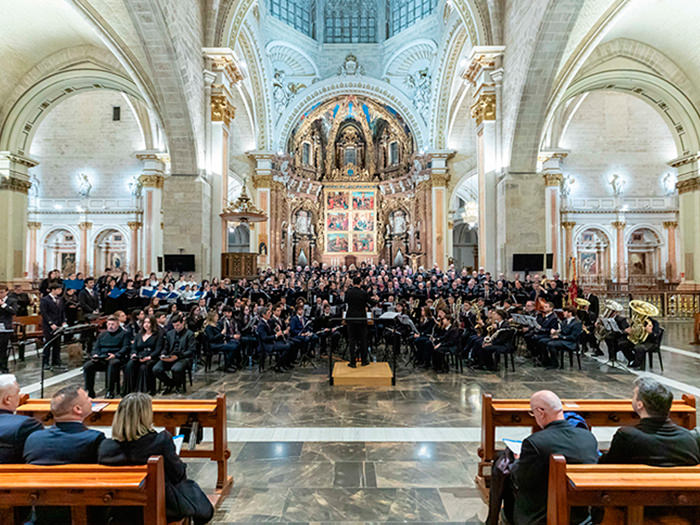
[[540, 150, 568, 276], [27, 221, 41, 280], [0, 152, 37, 283], [465, 46, 504, 271], [78, 222, 92, 275], [127, 221, 142, 275], [612, 220, 626, 283], [135, 150, 167, 274], [203, 48, 242, 277], [669, 154, 700, 286], [562, 221, 576, 281]]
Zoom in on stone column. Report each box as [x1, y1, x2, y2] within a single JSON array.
[[427, 151, 454, 269], [562, 221, 576, 281], [127, 221, 142, 275], [540, 150, 568, 276], [135, 150, 167, 275], [0, 152, 37, 283], [26, 221, 41, 280], [77, 221, 92, 275], [611, 220, 626, 283], [464, 46, 504, 271], [249, 151, 275, 268], [663, 220, 678, 282], [669, 154, 700, 286], [203, 48, 242, 277]]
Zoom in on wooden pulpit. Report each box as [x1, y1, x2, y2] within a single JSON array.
[[221, 252, 258, 280]]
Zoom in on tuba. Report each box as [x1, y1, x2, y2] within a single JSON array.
[[627, 300, 659, 345], [594, 299, 623, 341]]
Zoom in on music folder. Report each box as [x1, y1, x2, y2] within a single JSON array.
[[378, 311, 400, 320]]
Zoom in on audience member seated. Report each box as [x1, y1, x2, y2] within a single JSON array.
[[23, 385, 105, 464], [510, 390, 599, 525], [123, 315, 161, 395], [83, 315, 130, 398], [545, 306, 582, 369], [600, 376, 700, 466], [153, 313, 195, 394], [98, 393, 214, 525], [0, 374, 42, 463]]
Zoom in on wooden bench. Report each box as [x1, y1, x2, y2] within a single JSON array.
[[547, 455, 700, 525], [0, 456, 188, 525], [12, 315, 43, 359], [16, 394, 232, 507], [475, 393, 697, 499]]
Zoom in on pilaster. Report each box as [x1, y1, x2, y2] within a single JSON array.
[[248, 151, 275, 268], [611, 219, 626, 283], [26, 221, 41, 280], [669, 153, 700, 285], [128, 221, 142, 275], [427, 150, 454, 269], [562, 221, 576, 281], [77, 221, 93, 275], [540, 149, 568, 277], [135, 150, 167, 274]]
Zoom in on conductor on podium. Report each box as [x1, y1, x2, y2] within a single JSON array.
[[345, 276, 371, 368]]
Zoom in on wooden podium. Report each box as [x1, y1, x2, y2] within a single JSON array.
[[221, 252, 258, 280]]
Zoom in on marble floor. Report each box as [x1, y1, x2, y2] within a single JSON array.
[[6, 319, 700, 524]]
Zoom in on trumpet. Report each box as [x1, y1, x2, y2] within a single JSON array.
[[627, 299, 659, 344]]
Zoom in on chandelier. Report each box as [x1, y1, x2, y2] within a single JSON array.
[[220, 178, 267, 224]]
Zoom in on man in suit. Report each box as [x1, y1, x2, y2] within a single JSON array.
[[545, 306, 582, 369], [0, 286, 18, 373], [475, 310, 515, 371], [290, 304, 318, 360], [345, 276, 372, 367], [256, 306, 292, 371], [78, 276, 101, 318], [600, 377, 699, 466], [23, 385, 105, 464], [621, 317, 662, 369], [7, 284, 30, 317], [0, 374, 43, 463], [153, 313, 195, 394], [511, 390, 598, 525], [83, 315, 130, 398], [40, 282, 66, 369], [582, 289, 599, 321]]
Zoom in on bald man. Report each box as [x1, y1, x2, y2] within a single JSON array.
[[510, 390, 598, 525], [0, 374, 42, 463]]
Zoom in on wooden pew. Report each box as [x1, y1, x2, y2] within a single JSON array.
[[12, 315, 43, 359], [16, 394, 232, 507], [0, 456, 187, 525], [547, 455, 700, 525], [475, 393, 697, 499]]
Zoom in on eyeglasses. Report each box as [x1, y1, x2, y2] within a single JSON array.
[[528, 407, 545, 417]]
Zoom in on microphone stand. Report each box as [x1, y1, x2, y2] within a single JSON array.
[[40, 327, 65, 398]]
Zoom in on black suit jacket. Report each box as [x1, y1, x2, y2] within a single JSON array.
[[161, 328, 196, 360], [24, 421, 105, 465], [0, 409, 43, 463], [586, 293, 600, 320], [78, 287, 100, 315], [511, 419, 599, 525], [345, 286, 370, 320], [0, 296, 17, 329], [40, 294, 65, 335], [600, 417, 700, 466]]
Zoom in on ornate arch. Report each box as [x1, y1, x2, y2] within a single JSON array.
[[238, 25, 273, 149]]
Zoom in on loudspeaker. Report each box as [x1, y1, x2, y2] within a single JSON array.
[[546, 253, 553, 269]]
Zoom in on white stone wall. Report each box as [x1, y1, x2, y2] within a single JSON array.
[[560, 90, 677, 198], [29, 90, 145, 200]]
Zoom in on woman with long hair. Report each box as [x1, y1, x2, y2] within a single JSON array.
[[123, 316, 160, 394], [98, 393, 214, 524]]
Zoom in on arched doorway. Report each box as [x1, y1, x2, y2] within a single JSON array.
[[43, 229, 77, 275], [627, 227, 662, 285], [453, 222, 478, 271], [450, 173, 478, 271], [94, 229, 127, 273], [575, 227, 611, 286], [228, 224, 250, 253]]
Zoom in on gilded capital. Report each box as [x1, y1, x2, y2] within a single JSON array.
[[252, 174, 273, 189], [127, 221, 142, 231], [543, 172, 563, 187], [78, 221, 93, 231], [470, 92, 496, 126], [139, 174, 165, 189], [677, 177, 700, 194], [611, 220, 626, 230], [431, 171, 450, 187], [663, 220, 678, 229], [211, 94, 235, 126], [27, 221, 41, 231], [561, 221, 576, 230]]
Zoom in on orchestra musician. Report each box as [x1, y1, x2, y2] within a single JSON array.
[[316, 303, 342, 357], [545, 307, 582, 369], [619, 317, 662, 370], [290, 304, 318, 361], [523, 301, 559, 365], [472, 310, 513, 371], [602, 311, 629, 363], [257, 305, 293, 372], [204, 311, 240, 372]]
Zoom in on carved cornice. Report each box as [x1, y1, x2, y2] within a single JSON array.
[[0, 152, 39, 169], [668, 153, 700, 168], [127, 221, 142, 231], [543, 172, 563, 187], [211, 95, 235, 126], [27, 221, 41, 230], [463, 46, 504, 85], [470, 92, 496, 126], [203, 48, 244, 85], [677, 177, 700, 194], [139, 174, 165, 189], [0, 176, 31, 194], [663, 221, 678, 229]]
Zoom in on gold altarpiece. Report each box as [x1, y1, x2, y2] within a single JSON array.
[[259, 95, 438, 268]]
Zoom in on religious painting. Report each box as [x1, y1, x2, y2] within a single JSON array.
[[629, 252, 647, 274], [326, 191, 349, 210], [326, 212, 348, 231], [61, 253, 76, 275], [579, 252, 597, 274], [352, 191, 374, 210], [327, 233, 349, 253], [352, 212, 374, 232], [352, 233, 374, 252], [295, 209, 313, 234]]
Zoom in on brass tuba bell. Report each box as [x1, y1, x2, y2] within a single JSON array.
[[626, 299, 659, 345]]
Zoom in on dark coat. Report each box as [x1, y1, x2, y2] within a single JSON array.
[[23, 421, 105, 465], [600, 417, 700, 466], [511, 419, 599, 525], [345, 286, 370, 319], [556, 317, 582, 350], [78, 287, 101, 315], [93, 328, 131, 359], [0, 409, 43, 463], [160, 328, 196, 360], [0, 296, 18, 329], [40, 294, 66, 335]]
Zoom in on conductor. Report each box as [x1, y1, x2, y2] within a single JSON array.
[[345, 276, 371, 368]]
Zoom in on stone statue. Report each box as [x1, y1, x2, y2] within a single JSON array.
[[77, 172, 92, 198], [338, 54, 364, 76], [295, 209, 311, 234], [391, 210, 407, 234], [405, 68, 432, 114], [127, 175, 142, 198], [609, 173, 624, 196], [561, 175, 573, 198], [663, 172, 676, 195], [272, 69, 293, 114]]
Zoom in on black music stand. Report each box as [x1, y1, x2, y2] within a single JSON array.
[[39, 327, 65, 398]]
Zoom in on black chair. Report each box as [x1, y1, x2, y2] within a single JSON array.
[[254, 332, 282, 372], [498, 329, 517, 373], [559, 340, 583, 370], [198, 332, 224, 372], [647, 327, 665, 371]]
